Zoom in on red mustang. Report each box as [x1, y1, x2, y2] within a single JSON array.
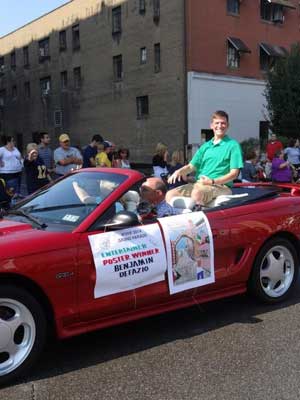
[[0, 168, 299, 385]]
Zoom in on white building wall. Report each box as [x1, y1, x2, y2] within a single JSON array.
[[187, 72, 267, 144]]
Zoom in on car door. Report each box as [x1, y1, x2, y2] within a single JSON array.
[[76, 225, 136, 323], [135, 208, 233, 309]]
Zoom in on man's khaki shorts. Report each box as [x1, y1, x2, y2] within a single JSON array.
[[176, 182, 232, 205]]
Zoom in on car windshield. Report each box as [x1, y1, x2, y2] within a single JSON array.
[[10, 171, 127, 229]]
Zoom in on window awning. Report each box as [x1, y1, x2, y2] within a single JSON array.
[[268, 0, 296, 9], [227, 37, 251, 53], [260, 42, 288, 57]]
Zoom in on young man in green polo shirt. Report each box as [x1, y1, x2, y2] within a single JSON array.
[[167, 110, 243, 207]]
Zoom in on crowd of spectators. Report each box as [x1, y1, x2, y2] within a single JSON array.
[[0, 132, 131, 208], [1, 126, 300, 211], [240, 133, 300, 184]]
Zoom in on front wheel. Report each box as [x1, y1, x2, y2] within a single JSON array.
[[248, 238, 299, 304], [0, 285, 47, 386]]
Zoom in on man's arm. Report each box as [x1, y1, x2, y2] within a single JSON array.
[[89, 157, 96, 167], [168, 163, 196, 184], [72, 181, 95, 204], [72, 148, 83, 165], [56, 156, 76, 166]]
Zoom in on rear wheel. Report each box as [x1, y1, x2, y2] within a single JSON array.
[[0, 285, 47, 386], [248, 238, 299, 303]]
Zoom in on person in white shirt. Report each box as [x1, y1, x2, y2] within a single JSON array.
[[0, 135, 23, 195]]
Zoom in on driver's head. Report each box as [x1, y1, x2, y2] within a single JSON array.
[[140, 177, 167, 205]]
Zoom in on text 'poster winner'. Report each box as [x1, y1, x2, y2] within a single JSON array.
[[89, 224, 167, 298]]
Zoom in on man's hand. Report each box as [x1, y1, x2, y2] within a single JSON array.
[[168, 164, 194, 185], [198, 175, 212, 185], [168, 169, 187, 184]]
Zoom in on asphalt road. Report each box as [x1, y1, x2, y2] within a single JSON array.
[[2, 290, 300, 400]]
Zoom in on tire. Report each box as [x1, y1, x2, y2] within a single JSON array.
[[0, 285, 47, 386], [248, 238, 299, 304]]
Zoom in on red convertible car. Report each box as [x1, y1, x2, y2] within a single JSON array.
[[0, 168, 300, 385]]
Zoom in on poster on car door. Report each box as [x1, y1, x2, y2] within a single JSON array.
[[158, 211, 215, 294], [89, 224, 167, 298]]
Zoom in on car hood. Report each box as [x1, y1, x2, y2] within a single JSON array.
[[0, 218, 77, 260]]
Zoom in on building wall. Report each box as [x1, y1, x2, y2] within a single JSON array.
[[187, 72, 266, 144], [184, 0, 299, 144], [186, 0, 299, 78], [0, 0, 186, 162]]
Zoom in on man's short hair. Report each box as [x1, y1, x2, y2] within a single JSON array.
[[92, 134, 103, 143], [39, 131, 48, 140], [154, 179, 167, 195], [212, 110, 229, 123]]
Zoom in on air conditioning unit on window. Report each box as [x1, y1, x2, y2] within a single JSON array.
[[273, 15, 284, 23], [42, 88, 50, 96], [54, 110, 62, 127], [272, 9, 284, 23]]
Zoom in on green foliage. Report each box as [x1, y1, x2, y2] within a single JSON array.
[[240, 137, 260, 158], [265, 43, 300, 137]]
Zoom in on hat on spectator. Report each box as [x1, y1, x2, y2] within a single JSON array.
[[103, 140, 112, 149], [59, 133, 70, 142]]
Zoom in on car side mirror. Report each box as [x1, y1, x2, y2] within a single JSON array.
[[104, 210, 140, 231]]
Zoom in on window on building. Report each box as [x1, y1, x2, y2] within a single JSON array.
[[59, 30, 67, 51], [226, 37, 251, 68], [39, 38, 50, 62], [139, 0, 146, 14], [113, 55, 123, 81], [0, 89, 7, 106], [10, 51, 16, 70], [154, 43, 161, 72], [259, 42, 288, 71], [260, 0, 295, 23], [72, 25, 80, 50], [73, 67, 81, 89], [140, 47, 147, 64], [136, 96, 149, 119], [23, 46, 29, 68], [112, 6, 122, 35], [227, 42, 240, 68], [24, 82, 31, 99], [12, 85, 17, 100], [40, 77, 51, 96], [61, 71, 68, 90], [260, 47, 271, 71], [227, 0, 240, 14], [0, 57, 4, 75], [153, 0, 160, 22], [54, 110, 63, 127]]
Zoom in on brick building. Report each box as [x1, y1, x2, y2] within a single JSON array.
[[0, 0, 298, 161], [0, 0, 186, 162], [186, 0, 298, 147]]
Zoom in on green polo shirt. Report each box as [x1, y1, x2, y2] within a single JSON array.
[[190, 135, 243, 187]]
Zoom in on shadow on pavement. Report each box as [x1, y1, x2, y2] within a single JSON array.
[[13, 286, 300, 387]]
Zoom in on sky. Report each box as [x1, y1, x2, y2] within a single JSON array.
[[0, 0, 70, 37]]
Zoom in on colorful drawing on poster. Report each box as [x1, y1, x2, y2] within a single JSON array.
[[158, 211, 214, 294], [89, 223, 167, 298]]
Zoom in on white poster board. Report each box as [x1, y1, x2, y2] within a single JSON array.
[[89, 224, 167, 298], [158, 211, 214, 294]]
